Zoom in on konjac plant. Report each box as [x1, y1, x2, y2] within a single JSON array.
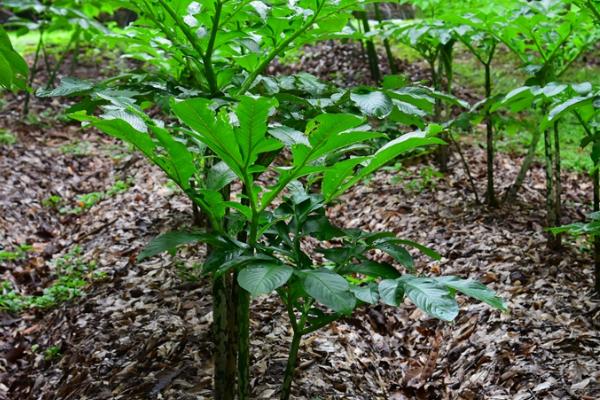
[[31, 0, 507, 398]]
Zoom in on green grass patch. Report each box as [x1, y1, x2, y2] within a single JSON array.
[[59, 179, 132, 215], [389, 164, 444, 192], [8, 30, 74, 56], [0, 129, 17, 146], [59, 140, 93, 156], [0, 246, 105, 313], [0, 244, 33, 262]]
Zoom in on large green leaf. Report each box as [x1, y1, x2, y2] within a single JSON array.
[[207, 161, 237, 191], [326, 131, 444, 201], [378, 279, 404, 306], [394, 239, 442, 260], [235, 96, 281, 167], [374, 241, 414, 271], [401, 276, 459, 321], [436, 276, 507, 311], [151, 125, 197, 189], [302, 269, 356, 314], [340, 261, 401, 279], [171, 98, 244, 177], [238, 264, 293, 296], [544, 95, 595, 127], [350, 91, 393, 118], [37, 77, 93, 97], [0, 27, 28, 91], [351, 283, 379, 304], [138, 231, 217, 260]]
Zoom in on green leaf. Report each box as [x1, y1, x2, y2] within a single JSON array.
[[351, 283, 379, 304], [378, 279, 404, 306], [374, 241, 414, 271], [235, 96, 280, 167], [238, 264, 293, 296], [0, 27, 28, 91], [494, 86, 535, 112], [542, 82, 567, 98], [171, 98, 244, 177], [350, 91, 393, 118], [340, 261, 401, 279], [151, 126, 196, 189], [207, 161, 237, 191], [37, 77, 93, 97], [436, 276, 507, 311], [269, 125, 309, 146], [327, 131, 444, 201], [138, 231, 215, 261], [394, 239, 441, 260], [321, 157, 368, 200], [572, 82, 592, 95], [302, 269, 356, 314], [401, 276, 459, 321], [546, 96, 594, 124]]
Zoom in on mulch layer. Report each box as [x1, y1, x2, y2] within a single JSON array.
[[1, 41, 599, 400]]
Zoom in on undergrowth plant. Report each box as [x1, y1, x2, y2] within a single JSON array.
[[4, 0, 118, 114], [0, 246, 103, 313], [137, 95, 506, 399], [491, 0, 598, 233], [546, 84, 600, 292], [35, 0, 508, 398]]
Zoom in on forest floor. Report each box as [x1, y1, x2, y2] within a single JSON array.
[[1, 42, 600, 400]]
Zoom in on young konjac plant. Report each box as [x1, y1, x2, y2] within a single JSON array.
[[136, 95, 506, 398], [545, 84, 600, 293], [491, 0, 599, 241]]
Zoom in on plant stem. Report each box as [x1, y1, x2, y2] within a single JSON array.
[[280, 297, 312, 400], [593, 167, 600, 295], [23, 28, 44, 116], [280, 330, 302, 400], [504, 128, 542, 203], [587, 0, 600, 23], [357, 10, 381, 83], [212, 275, 235, 400], [236, 284, 251, 399], [203, 0, 223, 96], [235, 180, 259, 400], [71, 25, 81, 74], [543, 116, 559, 249], [47, 26, 80, 88], [373, 4, 396, 74], [434, 42, 454, 173], [449, 132, 480, 204], [552, 121, 562, 246], [484, 61, 497, 207], [156, 0, 221, 95]]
